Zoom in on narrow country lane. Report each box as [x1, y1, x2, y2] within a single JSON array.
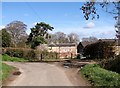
[[3, 62, 90, 86]]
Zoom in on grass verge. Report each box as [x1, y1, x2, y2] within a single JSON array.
[[0, 63, 15, 83], [80, 64, 120, 86], [2, 54, 28, 62]]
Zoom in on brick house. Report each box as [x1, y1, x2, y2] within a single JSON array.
[[48, 43, 77, 58]]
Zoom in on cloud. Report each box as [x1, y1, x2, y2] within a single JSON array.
[[0, 25, 5, 29], [83, 22, 95, 29], [32, 22, 38, 26]]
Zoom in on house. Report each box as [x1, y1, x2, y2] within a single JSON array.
[[48, 43, 77, 58]]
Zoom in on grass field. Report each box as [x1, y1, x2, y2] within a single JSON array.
[[81, 64, 120, 86]]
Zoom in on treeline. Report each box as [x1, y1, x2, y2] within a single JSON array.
[[1, 20, 80, 49]]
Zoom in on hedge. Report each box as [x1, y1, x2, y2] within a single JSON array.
[[3, 48, 59, 61]]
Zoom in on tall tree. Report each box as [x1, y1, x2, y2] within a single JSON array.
[[67, 33, 80, 44], [0, 29, 11, 47], [49, 32, 69, 44], [5, 21, 27, 47], [55, 32, 69, 43], [17, 35, 28, 48], [80, 0, 120, 45], [27, 22, 54, 49], [82, 36, 98, 42]]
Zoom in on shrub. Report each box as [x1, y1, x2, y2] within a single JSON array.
[[5, 48, 24, 58], [35, 50, 59, 60], [4, 48, 59, 61], [25, 50, 37, 61], [4, 48, 35, 61], [81, 64, 120, 86], [99, 55, 120, 73]]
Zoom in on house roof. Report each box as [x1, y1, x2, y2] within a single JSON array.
[[48, 43, 76, 47], [99, 39, 117, 42], [99, 39, 118, 46], [81, 39, 119, 47], [81, 41, 95, 47]]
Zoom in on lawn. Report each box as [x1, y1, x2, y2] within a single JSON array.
[[80, 64, 120, 87]]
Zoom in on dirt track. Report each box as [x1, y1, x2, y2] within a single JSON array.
[[3, 62, 90, 86]]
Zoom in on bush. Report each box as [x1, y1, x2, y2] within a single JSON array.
[[99, 55, 120, 73], [4, 48, 59, 61], [81, 64, 120, 86], [35, 50, 59, 60], [25, 50, 37, 61], [4, 48, 35, 61], [5, 48, 24, 58]]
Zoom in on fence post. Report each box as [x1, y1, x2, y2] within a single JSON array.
[[71, 53, 73, 59], [56, 53, 58, 59], [41, 54, 43, 61]]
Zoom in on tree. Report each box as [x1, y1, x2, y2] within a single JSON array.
[[27, 22, 54, 49], [55, 32, 69, 43], [48, 32, 80, 44], [67, 33, 80, 44], [80, 0, 120, 45], [48, 32, 69, 44], [5, 21, 27, 47], [83, 41, 115, 59], [17, 35, 28, 48], [82, 36, 98, 42], [0, 29, 11, 47]]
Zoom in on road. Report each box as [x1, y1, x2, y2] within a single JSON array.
[[3, 62, 90, 86]]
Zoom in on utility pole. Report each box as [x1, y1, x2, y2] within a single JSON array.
[[116, 2, 120, 46], [115, 1, 120, 55]]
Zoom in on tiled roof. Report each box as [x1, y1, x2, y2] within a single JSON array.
[[48, 43, 76, 47]]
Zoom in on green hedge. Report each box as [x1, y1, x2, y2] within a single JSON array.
[[4, 48, 59, 61], [81, 64, 120, 87]]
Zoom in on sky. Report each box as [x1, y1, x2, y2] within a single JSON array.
[[1, 2, 117, 40]]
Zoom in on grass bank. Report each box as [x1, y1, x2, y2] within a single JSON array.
[[2, 54, 28, 62], [1, 63, 15, 81], [80, 64, 120, 87]]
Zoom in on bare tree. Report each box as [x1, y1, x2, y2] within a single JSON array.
[[5, 21, 27, 47], [67, 33, 80, 44], [82, 36, 98, 42], [49, 32, 69, 44]]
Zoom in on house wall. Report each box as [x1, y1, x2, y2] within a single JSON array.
[[48, 46, 77, 58], [115, 46, 120, 55]]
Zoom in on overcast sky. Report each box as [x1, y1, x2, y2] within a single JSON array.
[[1, 2, 117, 39]]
